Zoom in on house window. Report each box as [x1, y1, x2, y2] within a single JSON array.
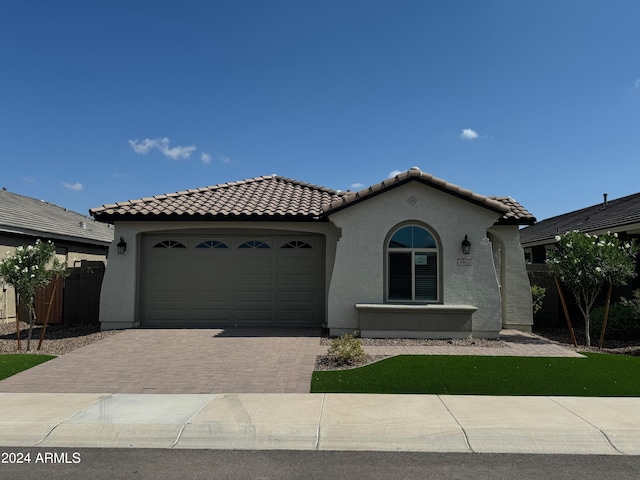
[[196, 240, 229, 249], [387, 225, 438, 302], [238, 240, 271, 249], [153, 240, 186, 249], [281, 241, 313, 249]]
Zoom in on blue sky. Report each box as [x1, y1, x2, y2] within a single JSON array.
[[1, 0, 639, 222]]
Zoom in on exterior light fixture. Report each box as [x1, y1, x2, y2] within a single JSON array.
[[117, 237, 127, 255], [461, 235, 471, 255]]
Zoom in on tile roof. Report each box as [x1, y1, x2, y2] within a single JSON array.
[[520, 192, 640, 245], [89, 169, 535, 226], [90, 175, 345, 221], [0, 188, 114, 245], [324, 167, 535, 225], [488, 196, 536, 225]]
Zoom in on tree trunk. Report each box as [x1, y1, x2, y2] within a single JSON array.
[[25, 300, 35, 352]]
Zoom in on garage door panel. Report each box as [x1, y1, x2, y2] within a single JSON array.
[[277, 273, 316, 286], [189, 291, 233, 302], [187, 275, 231, 287], [235, 274, 273, 286], [234, 291, 273, 302], [150, 274, 196, 289], [277, 256, 316, 269], [141, 234, 324, 327], [277, 291, 316, 303]]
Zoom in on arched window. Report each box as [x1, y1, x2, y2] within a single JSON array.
[[281, 240, 313, 249], [238, 240, 271, 249], [153, 240, 186, 249], [387, 225, 438, 302], [196, 240, 228, 249]]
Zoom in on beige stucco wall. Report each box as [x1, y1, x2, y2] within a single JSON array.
[[488, 225, 534, 331], [98, 221, 340, 330], [326, 182, 504, 338]]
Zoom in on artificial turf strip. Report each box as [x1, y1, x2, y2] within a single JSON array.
[[0, 354, 56, 381], [311, 353, 640, 396]]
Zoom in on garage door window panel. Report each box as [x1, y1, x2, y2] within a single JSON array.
[[196, 240, 229, 249], [281, 241, 313, 249], [153, 240, 186, 249], [239, 240, 271, 249]]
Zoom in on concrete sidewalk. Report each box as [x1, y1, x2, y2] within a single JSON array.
[[1, 393, 639, 455]]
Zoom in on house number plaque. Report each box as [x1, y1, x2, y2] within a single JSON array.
[[457, 258, 472, 266]]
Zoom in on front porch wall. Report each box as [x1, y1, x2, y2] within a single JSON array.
[[487, 225, 534, 332], [326, 182, 504, 338], [98, 223, 140, 329]]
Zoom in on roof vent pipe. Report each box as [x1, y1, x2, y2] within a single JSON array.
[[603, 193, 608, 208]]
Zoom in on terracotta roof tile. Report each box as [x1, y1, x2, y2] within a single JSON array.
[[90, 169, 534, 226], [324, 167, 512, 216], [90, 175, 344, 221], [489, 196, 537, 225]]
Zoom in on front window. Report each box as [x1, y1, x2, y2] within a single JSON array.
[[387, 225, 438, 302]]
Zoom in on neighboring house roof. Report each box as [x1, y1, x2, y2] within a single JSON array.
[[90, 168, 535, 226], [0, 188, 114, 246], [520, 192, 640, 246]]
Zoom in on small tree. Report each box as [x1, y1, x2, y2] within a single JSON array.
[[531, 285, 546, 319], [546, 230, 638, 346], [0, 240, 67, 351]]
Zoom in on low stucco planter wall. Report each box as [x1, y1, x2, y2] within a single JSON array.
[[355, 303, 478, 339]]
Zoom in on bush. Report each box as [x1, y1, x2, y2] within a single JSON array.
[[327, 331, 366, 365], [621, 289, 640, 319], [589, 304, 640, 341], [531, 285, 546, 318]]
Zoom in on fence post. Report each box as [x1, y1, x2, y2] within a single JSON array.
[[554, 276, 578, 347]]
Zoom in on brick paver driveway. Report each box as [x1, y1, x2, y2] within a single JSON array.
[[0, 328, 321, 394]]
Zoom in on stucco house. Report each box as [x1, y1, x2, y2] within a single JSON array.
[[0, 188, 114, 323], [520, 192, 640, 327], [90, 167, 535, 338]]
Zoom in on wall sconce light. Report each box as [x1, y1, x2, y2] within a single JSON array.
[[117, 236, 127, 255], [461, 235, 471, 255]]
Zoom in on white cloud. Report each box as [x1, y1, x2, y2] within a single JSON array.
[[63, 182, 84, 191], [128, 137, 196, 160], [635, 79, 640, 88], [388, 170, 403, 177], [220, 155, 232, 164], [350, 182, 364, 190], [201, 152, 212, 165], [460, 128, 479, 140], [128, 138, 156, 154], [22, 176, 36, 183]]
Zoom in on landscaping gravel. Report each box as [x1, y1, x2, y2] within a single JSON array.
[[0, 321, 122, 355]]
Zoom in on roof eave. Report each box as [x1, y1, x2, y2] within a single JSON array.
[[0, 226, 113, 247], [91, 212, 330, 223]]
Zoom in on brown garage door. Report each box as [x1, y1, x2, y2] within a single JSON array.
[[140, 234, 324, 328]]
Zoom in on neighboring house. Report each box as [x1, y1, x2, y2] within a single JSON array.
[[90, 167, 535, 338], [0, 188, 114, 323], [520, 192, 640, 326]]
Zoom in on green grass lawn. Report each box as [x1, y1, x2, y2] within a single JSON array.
[[0, 354, 56, 381], [311, 353, 640, 396]]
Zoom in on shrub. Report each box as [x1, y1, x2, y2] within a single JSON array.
[[589, 304, 640, 341], [327, 331, 366, 365], [620, 289, 640, 319], [531, 285, 546, 318]]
